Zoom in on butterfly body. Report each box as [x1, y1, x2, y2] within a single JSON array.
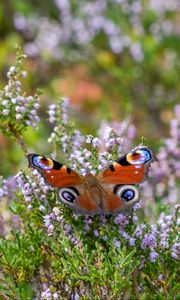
[[70, 173, 105, 214], [28, 146, 157, 215]]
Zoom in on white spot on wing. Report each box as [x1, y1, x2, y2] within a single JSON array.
[[135, 165, 141, 169]]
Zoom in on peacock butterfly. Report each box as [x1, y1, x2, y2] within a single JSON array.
[[28, 146, 157, 215]]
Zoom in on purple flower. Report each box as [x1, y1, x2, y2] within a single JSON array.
[[44, 215, 51, 227], [53, 293, 59, 300], [15, 172, 33, 202], [0, 177, 8, 199], [99, 215, 107, 223], [102, 235, 108, 241], [130, 42, 144, 62], [92, 137, 101, 148], [132, 214, 138, 224], [41, 291, 51, 300], [149, 251, 158, 262], [48, 224, 54, 234], [1, 61, 41, 129], [121, 231, 130, 241], [113, 238, 121, 249], [114, 214, 128, 225], [64, 224, 72, 236], [39, 205, 45, 212], [171, 242, 180, 260], [53, 207, 60, 216], [94, 229, 99, 237], [2, 109, 9, 115], [74, 292, 79, 300], [158, 274, 163, 281], [141, 233, 157, 249], [48, 104, 56, 123], [160, 238, 169, 249], [71, 237, 79, 245], [133, 201, 142, 211], [27, 204, 33, 211], [129, 238, 136, 246]]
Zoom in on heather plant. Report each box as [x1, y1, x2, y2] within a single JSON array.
[[0, 54, 179, 300], [0, 48, 41, 156]]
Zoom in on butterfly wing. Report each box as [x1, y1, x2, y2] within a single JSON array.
[[28, 154, 84, 187], [99, 146, 157, 185], [96, 146, 157, 214], [101, 183, 140, 214], [28, 154, 103, 214], [57, 184, 102, 214]]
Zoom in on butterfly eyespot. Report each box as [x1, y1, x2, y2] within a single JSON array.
[[32, 155, 54, 170], [127, 148, 152, 165], [121, 189, 135, 202], [62, 191, 76, 202], [58, 187, 78, 205], [114, 185, 140, 203]]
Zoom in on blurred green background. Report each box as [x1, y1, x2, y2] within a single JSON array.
[[0, 0, 179, 176]]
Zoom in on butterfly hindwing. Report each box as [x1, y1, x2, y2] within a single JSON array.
[[28, 154, 84, 188], [57, 184, 100, 214], [101, 183, 141, 214]]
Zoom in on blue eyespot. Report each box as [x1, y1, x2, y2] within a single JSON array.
[[33, 156, 52, 170], [132, 149, 151, 164], [58, 187, 78, 204], [121, 189, 135, 202], [141, 149, 151, 162], [115, 185, 140, 203], [62, 191, 76, 203]]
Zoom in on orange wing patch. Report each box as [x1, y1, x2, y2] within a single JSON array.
[[28, 154, 84, 188], [100, 163, 145, 184], [75, 185, 103, 214], [99, 147, 156, 185], [127, 152, 140, 163], [103, 191, 124, 213], [41, 168, 84, 187], [77, 192, 99, 214]]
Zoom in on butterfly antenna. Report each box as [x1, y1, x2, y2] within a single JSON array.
[[140, 136, 146, 145]]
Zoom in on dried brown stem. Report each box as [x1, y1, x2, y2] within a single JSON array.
[[8, 122, 29, 157], [132, 269, 139, 300], [0, 292, 10, 300]]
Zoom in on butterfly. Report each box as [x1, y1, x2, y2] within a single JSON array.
[[28, 146, 157, 215]]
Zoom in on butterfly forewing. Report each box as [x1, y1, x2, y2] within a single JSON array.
[[28, 154, 84, 188], [99, 146, 156, 185]]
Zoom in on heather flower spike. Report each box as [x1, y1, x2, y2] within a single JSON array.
[[0, 49, 41, 155]]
